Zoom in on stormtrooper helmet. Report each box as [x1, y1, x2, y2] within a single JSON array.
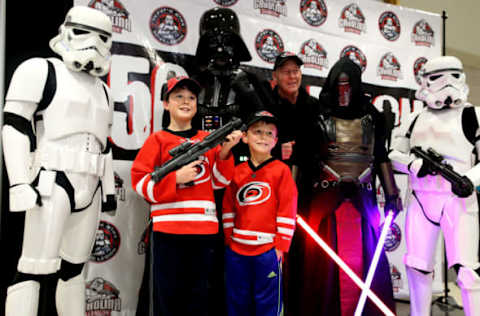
[[415, 56, 469, 109], [50, 6, 113, 77]]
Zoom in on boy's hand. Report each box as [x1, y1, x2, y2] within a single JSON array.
[[175, 160, 203, 184], [219, 130, 243, 159], [281, 141, 295, 160]]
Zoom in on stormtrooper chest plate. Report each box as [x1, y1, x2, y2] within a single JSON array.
[[40, 60, 111, 149]]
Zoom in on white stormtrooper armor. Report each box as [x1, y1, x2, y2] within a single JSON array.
[[389, 56, 480, 316], [49, 5, 112, 77], [415, 56, 469, 110], [3, 6, 115, 316]]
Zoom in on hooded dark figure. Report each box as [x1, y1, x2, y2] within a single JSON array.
[[287, 57, 401, 316], [192, 7, 274, 163]]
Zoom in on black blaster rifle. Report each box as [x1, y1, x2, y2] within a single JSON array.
[[410, 146, 474, 197], [150, 117, 243, 183]]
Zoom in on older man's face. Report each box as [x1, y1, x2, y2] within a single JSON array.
[[274, 60, 302, 96]]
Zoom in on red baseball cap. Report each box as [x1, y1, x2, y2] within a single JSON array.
[[162, 76, 201, 100], [246, 110, 278, 128]]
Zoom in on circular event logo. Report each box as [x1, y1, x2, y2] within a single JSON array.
[[298, 39, 329, 70], [213, 0, 239, 6], [150, 7, 187, 45], [378, 11, 401, 41], [411, 19, 435, 47], [413, 57, 428, 85], [339, 45, 367, 72], [90, 221, 121, 263], [338, 3, 366, 35], [300, 0, 328, 27], [255, 29, 284, 63], [384, 222, 402, 252]]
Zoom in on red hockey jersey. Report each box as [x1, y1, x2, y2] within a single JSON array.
[[222, 158, 298, 256], [131, 129, 234, 235]]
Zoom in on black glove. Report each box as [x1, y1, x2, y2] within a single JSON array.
[[417, 159, 437, 178], [385, 194, 403, 220], [231, 69, 255, 95], [451, 176, 474, 198], [102, 194, 117, 213]]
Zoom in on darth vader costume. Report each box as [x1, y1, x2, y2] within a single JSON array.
[[287, 57, 400, 316], [192, 7, 273, 163]]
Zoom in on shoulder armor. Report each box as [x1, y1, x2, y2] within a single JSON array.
[[6, 58, 50, 103]]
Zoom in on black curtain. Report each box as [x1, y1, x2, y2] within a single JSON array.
[[1, 2, 73, 315]]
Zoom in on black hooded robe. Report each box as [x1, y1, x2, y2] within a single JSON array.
[[286, 57, 396, 316]]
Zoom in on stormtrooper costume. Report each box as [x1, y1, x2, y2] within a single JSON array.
[[389, 56, 480, 316], [3, 6, 115, 316]]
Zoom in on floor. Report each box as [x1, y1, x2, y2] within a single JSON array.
[[395, 282, 465, 316]]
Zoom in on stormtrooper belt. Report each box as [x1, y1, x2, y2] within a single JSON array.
[[36, 146, 106, 176]]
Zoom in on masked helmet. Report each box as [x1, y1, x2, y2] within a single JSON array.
[[195, 7, 251, 71], [337, 72, 351, 107], [50, 6, 113, 77], [415, 56, 469, 109]]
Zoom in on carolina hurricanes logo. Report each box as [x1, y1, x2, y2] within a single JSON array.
[[298, 39, 328, 70], [411, 19, 435, 47], [384, 222, 401, 252], [414, 57, 428, 85], [150, 7, 187, 45], [379, 11, 401, 41], [237, 181, 271, 206], [254, 0, 287, 17], [340, 45, 367, 72], [90, 221, 121, 263], [213, 0, 239, 6], [255, 29, 284, 63], [377, 52, 403, 81], [338, 3, 366, 34], [192, 156, 211, 185], [88, 0, 132, 33], [300, 0, 327, 27], [86, 277, 122, 315]]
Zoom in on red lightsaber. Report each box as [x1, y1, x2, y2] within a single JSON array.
[[296, 215, 395, 316]]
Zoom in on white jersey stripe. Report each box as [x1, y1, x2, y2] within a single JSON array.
[[222, 213, 235, 219], [233, 228, 275, 238], [277, 227, 295, 236], [147, 179, 157, 203], [153, 213, 218, 223], [151, 200, 216, 211], [277, 217, 296, 225], [213, 163, 230, 185], [135, 174, 148, 200], [232, 237, 273, 245], [223, 222, 234, 229]]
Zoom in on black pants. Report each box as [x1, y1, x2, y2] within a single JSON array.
[[151, 231, 218, 316]]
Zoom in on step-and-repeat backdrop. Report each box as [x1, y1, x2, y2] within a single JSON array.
[[74, 0, 444, 314]]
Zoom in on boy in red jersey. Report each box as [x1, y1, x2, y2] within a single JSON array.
[[222, 110, 298, 316], [131, 76, 242, 316]]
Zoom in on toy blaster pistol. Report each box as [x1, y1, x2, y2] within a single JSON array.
[[150, 117, 243, 183], [411, 146, 474, 197]]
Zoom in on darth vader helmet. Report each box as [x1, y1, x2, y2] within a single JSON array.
[[195, 7, 251, 72], [415, 56, 469, 109], [50, 6, 113, 77]]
